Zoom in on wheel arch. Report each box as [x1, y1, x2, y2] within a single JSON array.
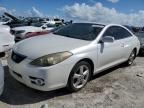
[[73, 58, 95, 76]]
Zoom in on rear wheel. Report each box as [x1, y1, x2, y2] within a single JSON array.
[[67, 61, 91, 92], [125, 50, 136, 66]]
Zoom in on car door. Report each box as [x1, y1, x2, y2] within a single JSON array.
[[97, 26, 126, 71], [117, 27, 133, 59]]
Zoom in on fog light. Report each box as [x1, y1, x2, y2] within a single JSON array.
[[29, 76, 45, 86], [35, 79, 45, 86]]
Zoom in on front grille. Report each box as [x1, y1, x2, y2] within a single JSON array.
[[11, 51, 26, 63]]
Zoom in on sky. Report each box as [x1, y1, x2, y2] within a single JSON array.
[[0, 0, 144, 26]]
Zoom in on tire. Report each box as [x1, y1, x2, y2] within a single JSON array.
[[125, 49, 136, 66], [67, 61, 92, 92]]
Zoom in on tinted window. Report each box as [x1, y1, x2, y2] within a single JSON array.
[[104, 26, 132, 40], [46, 24, 56, 27], [31, 23, 43, 27], [54, 19, 61, 21], [53, 23, 104, 41]]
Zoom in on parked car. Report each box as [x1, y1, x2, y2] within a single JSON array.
[[0, 16, 11, 25], [7, 23, 140, 92], [4, 12, 29, 28], [0, 25, 15, 57], [0, 20, 10, 25], [0, 59, 4, 95], [10, 23, 59, 42], [135, 32, 144, 55]]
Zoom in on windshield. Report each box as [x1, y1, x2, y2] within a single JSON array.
[[46, 24, 56, 27], [31, 23, 43, 27], [53, 23, 104, 41]]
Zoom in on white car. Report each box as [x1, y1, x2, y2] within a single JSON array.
[[0, 60, 4, 95], [10, 23, 58, 42], [0, 25, 15, 57], [0, 22, 7, 25], [0, 18, 11, 25], [8, 23, 140, 92], [0, 25, 10, 32]]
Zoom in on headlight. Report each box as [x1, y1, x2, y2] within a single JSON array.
[[30, 51, 73, 67]]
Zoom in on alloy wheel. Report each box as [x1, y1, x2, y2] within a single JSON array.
[[72, 65, 90, 89], [128, 50, 135, 65]]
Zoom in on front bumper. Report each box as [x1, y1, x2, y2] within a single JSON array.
[[14, 33, 25, 43], [8, 55, 76, 91]]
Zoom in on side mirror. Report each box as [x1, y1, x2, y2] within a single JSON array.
[[100, 36, 114, 43]]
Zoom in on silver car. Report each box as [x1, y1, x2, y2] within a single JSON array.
[[8, 23, 140, 92]]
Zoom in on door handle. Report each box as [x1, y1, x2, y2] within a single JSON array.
[[121, 43, 129, 48]]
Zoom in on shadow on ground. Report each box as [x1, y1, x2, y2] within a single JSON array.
[[0, 64, 126, 105]]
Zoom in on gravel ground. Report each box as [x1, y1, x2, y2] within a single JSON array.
[[0, 56, 144, 108]]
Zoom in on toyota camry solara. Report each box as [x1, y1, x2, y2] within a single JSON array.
[[7, 23, 140, 92]]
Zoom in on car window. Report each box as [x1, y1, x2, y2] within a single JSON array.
[[103, 26, 132, 40], [53, 23, 104, 41], [31, 23, 43, 27], [46, 24, 56, 27]]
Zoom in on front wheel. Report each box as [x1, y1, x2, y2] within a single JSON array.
[[125, 50, 136, 66], [67, 61, 92, 92]]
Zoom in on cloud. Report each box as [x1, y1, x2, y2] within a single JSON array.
[[32, 7, 43, 17], [107, 0, 119, 3], [0, 6, 44, 17], [26, 7, 44, 17], [0, 6, 17, 16], [63, 2, 144, 26], [0, 6, 7, 15]]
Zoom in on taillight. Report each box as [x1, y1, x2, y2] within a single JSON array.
[[25, 31, 50, 38]]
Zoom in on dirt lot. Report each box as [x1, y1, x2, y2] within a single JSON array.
[[0, 56, 144, 108]]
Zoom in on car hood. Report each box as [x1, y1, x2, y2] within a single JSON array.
[[12, 26, 40, 32], [13, 34, 91, 59]]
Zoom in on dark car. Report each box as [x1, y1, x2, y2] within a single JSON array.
[[135, 32, 144, 55]]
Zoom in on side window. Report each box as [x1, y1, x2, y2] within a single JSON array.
[[120, 27, 132, 38], [103, 26, 120, 40], [103, 26, 132, 40]]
